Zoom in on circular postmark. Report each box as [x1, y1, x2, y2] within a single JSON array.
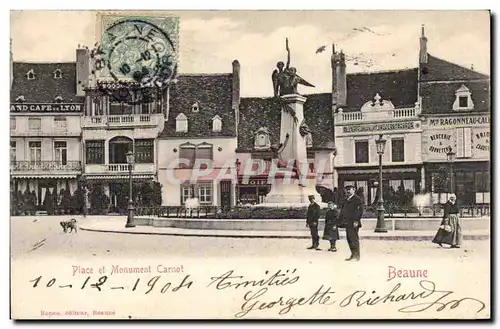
[[91, 18, 178, 105]]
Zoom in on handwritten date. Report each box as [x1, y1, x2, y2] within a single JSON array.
[[29, 275, 193, 294]]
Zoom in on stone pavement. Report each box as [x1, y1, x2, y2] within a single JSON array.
[[79, 216, 490, 241]]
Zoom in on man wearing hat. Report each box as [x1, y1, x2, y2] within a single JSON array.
[[306, 195, 321, 250], [338, 185, 364, 261]]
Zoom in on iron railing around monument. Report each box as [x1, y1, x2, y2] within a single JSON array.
[[134, 204, 490, 219]]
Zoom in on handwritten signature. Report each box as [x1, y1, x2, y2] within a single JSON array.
[[233, 280, 486, 318], [340, 280, 486, 314]]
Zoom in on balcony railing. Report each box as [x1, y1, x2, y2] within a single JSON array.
[[107, 164, 131, 172], [10, 161, 81, 172], [336, 107, 420, 123], [85, 163, 155, 174], [392, 108, 416, 118], [82, 114, 163, 128]]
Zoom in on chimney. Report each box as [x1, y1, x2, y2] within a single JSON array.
[[331, 44, 337, 111], [331, 45, 347, 108], [419, 24, 428, 64], [232, 60, 241, 136], [10, 38, 13, 88], [76, 46, 90, 97]]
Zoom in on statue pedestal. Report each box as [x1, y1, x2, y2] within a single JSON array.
[[262, 93, 321, 206]]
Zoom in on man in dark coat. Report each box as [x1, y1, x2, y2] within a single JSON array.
[[306, 195, 321, 250], [338, 185, 364, 261]]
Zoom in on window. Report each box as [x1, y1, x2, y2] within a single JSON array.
[[195, 144, 213, 170], [195, 144, 213, 160], [355, 140, 369, 163], [176, 113, 188, 132], [192, 102, 199, 112], [254, 127, 271, 150], [15, 95, 26, 102], [10, 141, 16, 163], [28, 118, 42, 131], [10, 117, 16, 131], [141, 103, 150, 114], [212, 115, 222, 132], [179, 143, 196, 168], [198, 183, 213, 204], [54, 96, 63, 103], [53, 69, 62, 79], [92, 97, 103, 116], [305, 133, 313, 147], [54, 117, 67, 131], [28, 141, 42, 164], [391, 138, 405, 162], [135, 139, 154, 163], [453, 84, 474, 110], [181, 184, 195, 205], [26, 69, 35, 80], [109, 102, 132, 115], [459, 96, 468, 108], [180, 183, 213, 205], [54, 141, 67, 165], [85, 140, 105, 164], [178, 143, 213, 168]]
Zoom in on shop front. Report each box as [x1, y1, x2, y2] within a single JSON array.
[[337, 165, 422, 206], [422, 114, 490, 205], [236, 177, 271, 205]]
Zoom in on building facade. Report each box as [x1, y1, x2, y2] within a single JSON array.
[[10, 60, 84, 213], [332, 49, 423, 205], [333, 27, 490, 206], [157, 62, 240, 208], [418, 28, 490, 205]]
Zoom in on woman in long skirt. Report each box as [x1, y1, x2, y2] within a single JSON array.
[[323, 201, 340, 252], [432, 194, 462, 248]]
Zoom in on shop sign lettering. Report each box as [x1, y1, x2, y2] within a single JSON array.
[[429, 116, 489, 127]]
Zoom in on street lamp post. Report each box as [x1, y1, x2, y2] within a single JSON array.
[[446, 150, 456, 194], [374, 134, 388, 233], [125, 150, 136, 228]]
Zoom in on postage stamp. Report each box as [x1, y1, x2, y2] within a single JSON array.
[[8, 10, 491, 320]]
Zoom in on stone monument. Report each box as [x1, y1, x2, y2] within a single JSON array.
[[264, 38, 322, 205]]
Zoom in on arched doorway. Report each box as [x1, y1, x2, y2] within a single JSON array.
[[109, 136, 133, 164]]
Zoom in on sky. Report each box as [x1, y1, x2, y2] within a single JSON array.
[[10, 10, 490, 97]]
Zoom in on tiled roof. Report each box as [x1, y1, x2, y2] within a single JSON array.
[[10, 62, 83, 103], [420, 54, 489, 82], [344, 68, 419, 111], [237, 94, 335, 152], [159, 74, 236, 138], [420, 80, 490, 114]]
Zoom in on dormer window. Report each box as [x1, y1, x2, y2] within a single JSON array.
[[212, 115, 222, 132], [15, 95, 26, 103], [176, 113, 188, 132], [453, 84, 474, 111], [54, 96, 63, 103], [305, 133, 313, 148], [53, 69, 62, 79], [26, 69, 35, 80], [254, 127, 271, 150], [191, 102, 199, 113]]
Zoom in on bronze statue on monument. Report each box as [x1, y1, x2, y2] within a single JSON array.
[[272, 38, 315, 97]]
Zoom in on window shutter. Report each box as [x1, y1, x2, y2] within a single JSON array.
[[463, 127, 472, 157], [455, 128, 465, 158]]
